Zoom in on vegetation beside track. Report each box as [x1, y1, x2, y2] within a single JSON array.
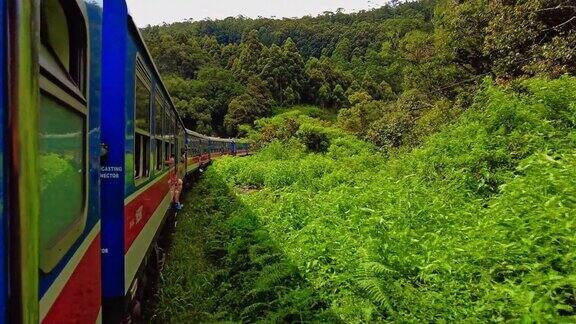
[[153, 77, 576, 322]]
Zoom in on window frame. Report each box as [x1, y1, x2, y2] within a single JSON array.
[[38, 0, 90, 273], [167, 109, 175, 158], [40, 0, 87, 101], [154, 91, 164, 172], [134, 56, 152, 184]]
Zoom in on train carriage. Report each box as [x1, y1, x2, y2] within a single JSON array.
[[236, 141, 251, 156], [0, 0, 250, 322], [209, 137, 244, 159], [185, 129, 210, 173]]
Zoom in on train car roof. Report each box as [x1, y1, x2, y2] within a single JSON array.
[[185, 129, 210, 140], [208, 136, 233, 143]]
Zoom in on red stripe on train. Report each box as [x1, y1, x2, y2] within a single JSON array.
[[124, 173, 170, 253], [43, 234, 101, 324]]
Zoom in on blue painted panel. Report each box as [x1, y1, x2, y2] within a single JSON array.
[[101, 0, 128, 299]]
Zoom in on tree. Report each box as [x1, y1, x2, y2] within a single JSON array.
[[332, 84, 348, 108], [379, 81, 395, 101], [224, 77, 273, 135], [332, 37, 352, 66], [485, 0, 576, 77], [259, 38, 306, 105], [348, 90, 372, 106], [436, 0, 576, 78], [232, 30, 265, 81], [361, 73, 382, 100], [337, 99, 385, 136], [190, 67, 244, 134], [435, 0, 492, 75], [305, 57, 351, 106], [318, 83, 332, 108], [283, 86, 299, 106]]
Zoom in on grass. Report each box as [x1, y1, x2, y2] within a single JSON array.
[[151, 173, 340, 323], [153, 77, 576, 322]]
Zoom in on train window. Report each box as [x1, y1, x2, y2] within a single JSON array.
[[41, 0, 69, 69], [40, 0, 86, 94], [134, 132, 150, 180], [39, 96, 86, 272], [134, 134, 141, 177], [169, 111, 176, 156], [174, 121, 177, 154], [155, 96, 163, 170], [156, 139, 163, 170], [164, 141, 169, 161], [39, 0, 88, 273], [134, 62, 152, 181], [135, 78, 150, 133], [165, 112, 169, 160]]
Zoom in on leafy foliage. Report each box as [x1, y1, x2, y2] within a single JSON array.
[[154, 77, 576, 322]]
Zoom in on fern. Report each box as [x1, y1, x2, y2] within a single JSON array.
[[361, 261, 397, 277], [358, 278, 393, 313], [254, 263, 296, 290], [240, 302, 271, 320]]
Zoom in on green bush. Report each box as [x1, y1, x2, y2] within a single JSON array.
[[296, 124, 330, 153]]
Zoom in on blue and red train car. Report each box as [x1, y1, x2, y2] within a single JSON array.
[[0, 0, 249, 322]]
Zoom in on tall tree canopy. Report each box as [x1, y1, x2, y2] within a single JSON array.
[[142, 0, 575, 137]]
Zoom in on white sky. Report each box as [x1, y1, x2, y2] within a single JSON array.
[[126, 0, 390, 27]]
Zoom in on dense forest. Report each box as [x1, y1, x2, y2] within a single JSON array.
[[145, 0, 576, 322], [142, 0, 575, 149]]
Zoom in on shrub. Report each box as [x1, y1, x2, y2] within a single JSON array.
[[296, 124, 330, 153]]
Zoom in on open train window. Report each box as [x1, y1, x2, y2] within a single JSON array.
[[134, 59, 152, 182], [38, 0, 89, 273]]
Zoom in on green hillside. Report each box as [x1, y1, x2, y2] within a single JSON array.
[[152, 77, 576, 322], [143, 0, 575, 140]]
